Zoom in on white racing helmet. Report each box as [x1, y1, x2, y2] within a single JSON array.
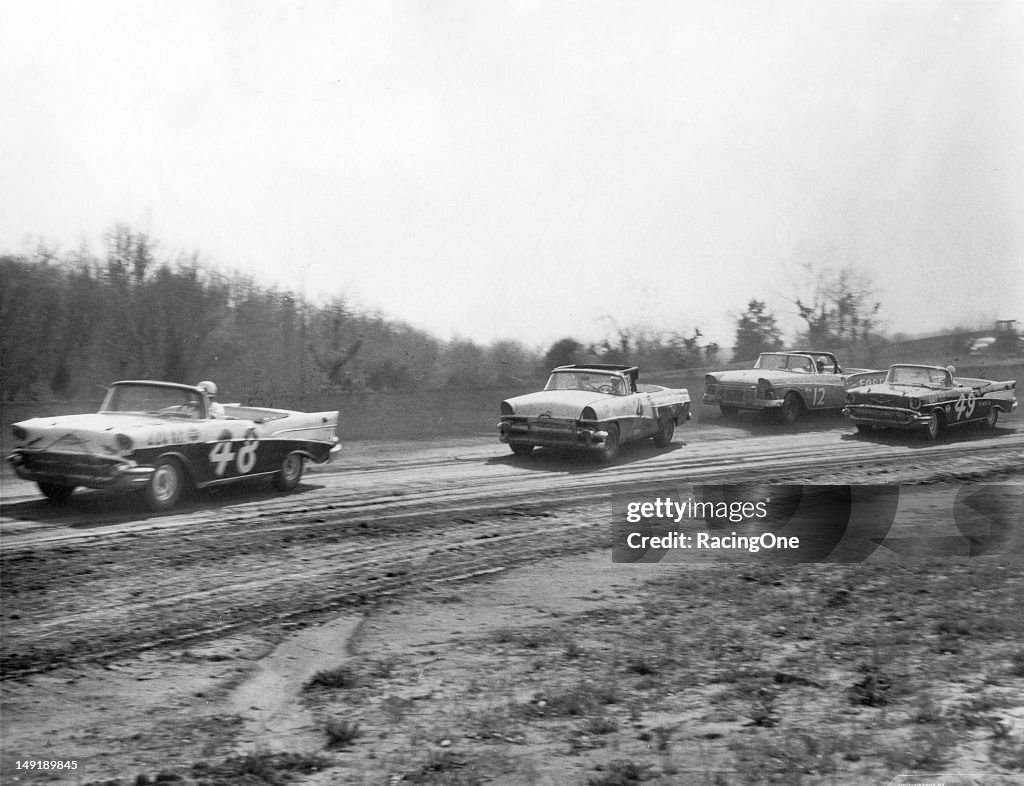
[[197, 380, 218, 396]]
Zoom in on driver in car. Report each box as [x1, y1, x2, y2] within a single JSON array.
[[197, 380, 225, 418]]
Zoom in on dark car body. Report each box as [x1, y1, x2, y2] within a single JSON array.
[[843, 364, 1017, 440], [8, 380, 340, 511]]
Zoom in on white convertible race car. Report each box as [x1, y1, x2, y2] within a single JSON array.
[[8, 380, 340, 511], [498, 364, 690, 462]]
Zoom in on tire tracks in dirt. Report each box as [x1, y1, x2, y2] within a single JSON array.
[[2, 427, 1022, 679]]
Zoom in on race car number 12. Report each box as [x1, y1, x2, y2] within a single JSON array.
[[209, 436, 259, 476]]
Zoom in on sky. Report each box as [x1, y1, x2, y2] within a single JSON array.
[[2, 0, 1022, 351]]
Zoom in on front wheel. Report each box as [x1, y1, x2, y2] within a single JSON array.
[[144, 457, 186, 512], [39, 482, 76, 505], [776, 393, 802, 426], [273, 452, 305, 491], [509, 443, 534, 456], [653, 417, 675, 447], [923, 411, 942, 441], [719, 406, 738, 418], [598, 423, 620, 464], [855, 424, 873, 435]]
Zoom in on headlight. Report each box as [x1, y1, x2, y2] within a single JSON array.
[[500, 401, 513, 417], [757, 378, 775, 399], [846, 392, 856, 404], [909, 398, 921, 410], [12, 425, 28, 442], [115, 433, 134, 452], [581, 406, 598, 421]]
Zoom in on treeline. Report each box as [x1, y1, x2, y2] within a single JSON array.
[[541, 332, 720, 373], [1, 227, 892, 403], [0, 227, 544, 402]]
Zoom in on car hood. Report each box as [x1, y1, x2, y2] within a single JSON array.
[[11, 413, 200, 453], [503, 390, 611, 419], [848, 383, 941, 406], [709, 369, 781, 384]]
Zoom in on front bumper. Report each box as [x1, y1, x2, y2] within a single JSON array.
[[498, 419, 609, 449], [843, 405, 930, 431], [7, 450, 155, 491]]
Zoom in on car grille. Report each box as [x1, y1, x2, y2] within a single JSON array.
[[850, 407, 901, 422], [721, 386, 754, 404], [531, 419, 575, 432]]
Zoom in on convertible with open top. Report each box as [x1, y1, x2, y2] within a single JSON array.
[[702, 351, 884, 424], [843, 364, 1017, 440], [7, 380, 340, 511], [498, 364, 690, 462]]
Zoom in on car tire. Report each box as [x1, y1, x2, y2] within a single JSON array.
[[777, 393, 802, 426], [38, 482, 75, 505], [598, 423, 620, 464], [855, 424, 873, 435], [653, 417, 675, 447], [719, 406, 738, 418], [923, 411, 942, 441], [144, 456, 186, 512], [982, 407, 999, 429], [509, 443, 534, 456], [273, 451, 305, 491]]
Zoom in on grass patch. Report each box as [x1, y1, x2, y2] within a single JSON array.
[[587, 759, 654, 785], [303, 665, 361, 691], [324, 718, 361, 749]]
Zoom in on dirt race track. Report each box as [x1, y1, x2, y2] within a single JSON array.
[[2, 413, 1024, 784]]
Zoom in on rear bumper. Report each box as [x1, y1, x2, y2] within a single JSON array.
[[7, 451, 154, 491]]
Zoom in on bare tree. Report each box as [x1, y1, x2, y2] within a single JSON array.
[[792, 261, 882, 347]]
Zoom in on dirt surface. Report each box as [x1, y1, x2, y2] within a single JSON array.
[[2, 415, 1024, 784]]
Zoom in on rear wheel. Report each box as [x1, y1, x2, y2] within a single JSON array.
[[982, 407, 999, 429], [273, 451, 305, 491], [598, 423, 620, 464], [923, 411, 942, 441], [144, 457, 185, 512], [509, 443, 534, 456], [38, 482, 75, 504], [653, 417, 675, 447], [776, 393, 802, 426], [855, 424, 873, 435], [719, 406, 738, 418]]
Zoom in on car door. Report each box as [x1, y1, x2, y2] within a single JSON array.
[[618, 376, 654, 439], [811, 371, 846, 408]]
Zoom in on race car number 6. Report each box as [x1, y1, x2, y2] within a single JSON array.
[[209, 436, 259, 476]]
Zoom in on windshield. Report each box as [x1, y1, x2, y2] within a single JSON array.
[[101, 384, 205, 419], [887, 366, 951, 388], [754, 353, 815, 373], [544, 371, 626, 395]]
